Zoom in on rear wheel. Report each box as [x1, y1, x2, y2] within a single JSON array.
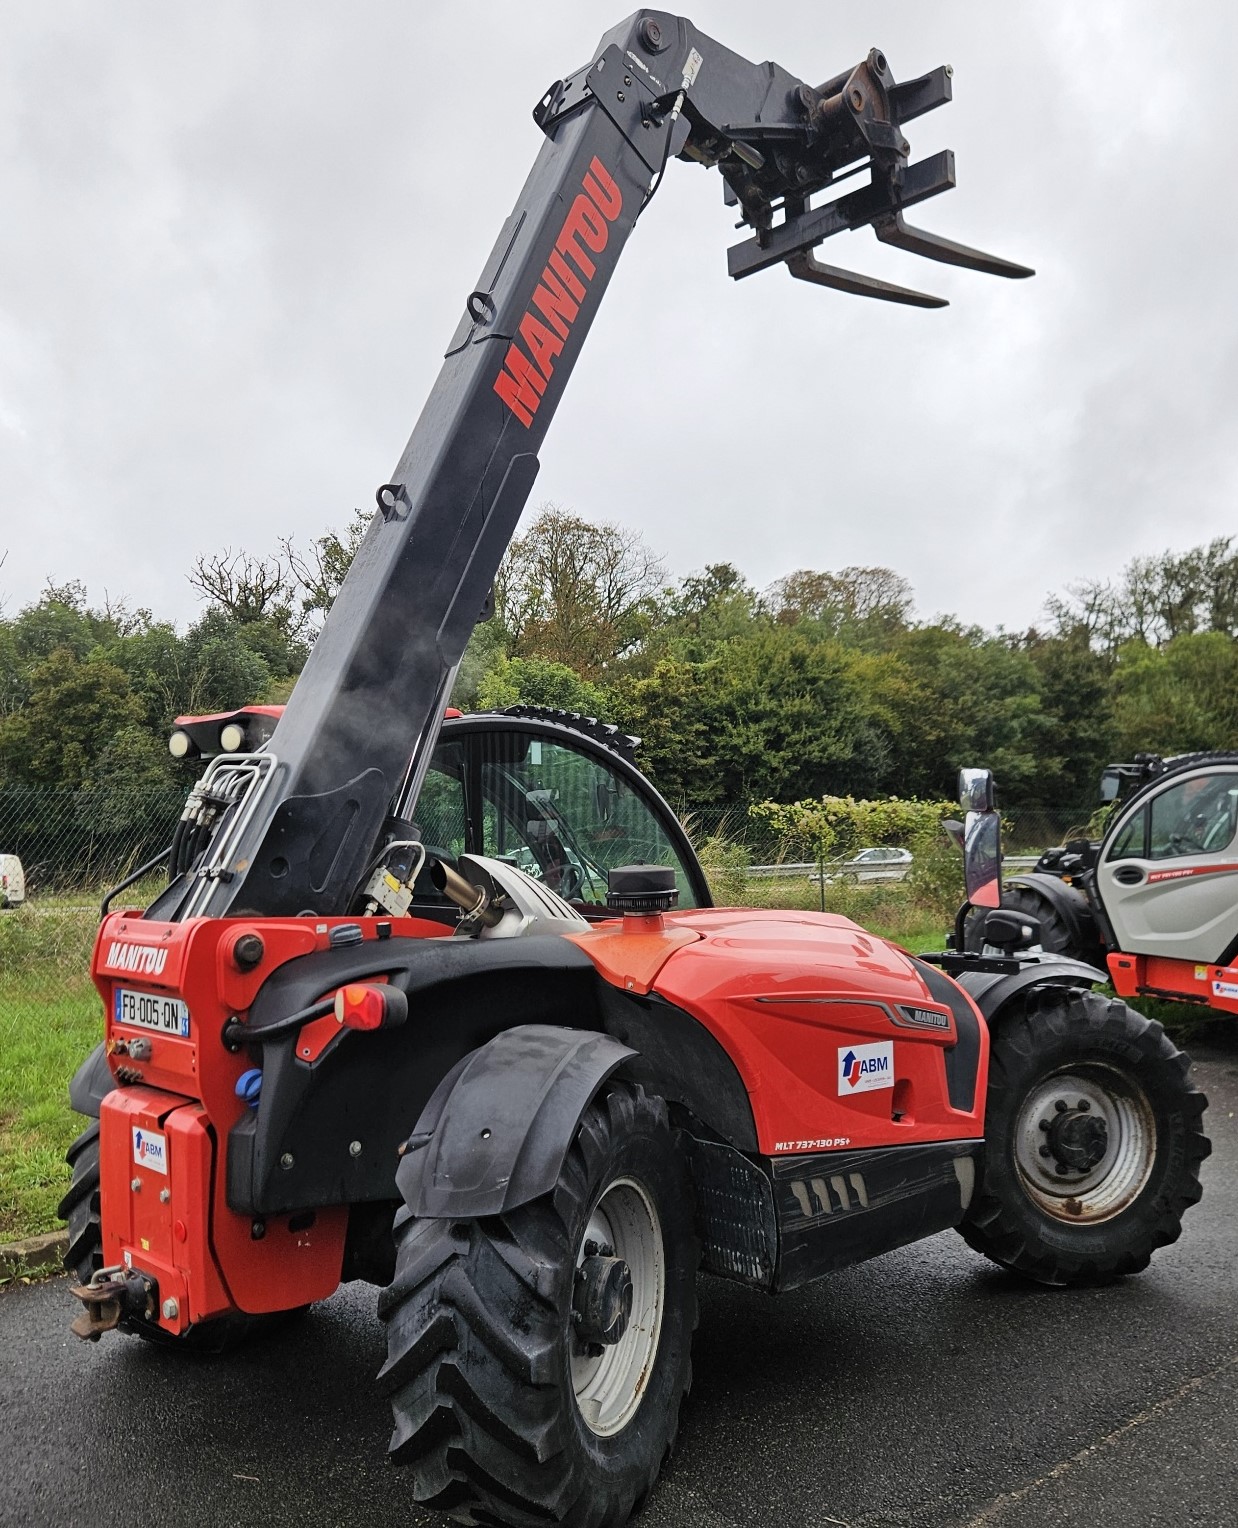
[[378, 1081, 699, 1527], [963, 883, 1092, 962], [58, 1120, 306, 1352], [961, 988, 1210, 1284]]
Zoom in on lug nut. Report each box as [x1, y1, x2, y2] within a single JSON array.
[[1038, 1119, 1050, 1132], [1054, 1099, 1069, 1113], [1055, 1161, 1070, 1175], [1039, 1145, 1051, 1158], [1078, 1099, 1091, 1111]]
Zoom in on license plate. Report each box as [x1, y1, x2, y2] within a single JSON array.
[[114, 988, 191, 1037]]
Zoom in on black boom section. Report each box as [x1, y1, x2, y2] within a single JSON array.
[[159, 11, 1016, 922]]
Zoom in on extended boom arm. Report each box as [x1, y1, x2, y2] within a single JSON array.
[[152, 9, 1029, 922]]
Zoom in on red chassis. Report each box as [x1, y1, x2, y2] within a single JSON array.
[[90, 901, 986, 1335]]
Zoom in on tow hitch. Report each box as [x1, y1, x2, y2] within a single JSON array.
[[69, 1265, 159, 1341]]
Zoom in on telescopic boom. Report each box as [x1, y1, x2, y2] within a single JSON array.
[[150, 9, 1029, 922]]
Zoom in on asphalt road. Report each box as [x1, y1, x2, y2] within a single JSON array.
[[3, 1044, 1235, 1528]]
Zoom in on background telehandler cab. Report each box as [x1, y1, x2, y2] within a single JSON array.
[[961, 751, 1238, 1018], [61, 14, 1209, 1528]]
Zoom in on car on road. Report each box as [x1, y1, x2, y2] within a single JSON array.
[[0, 853, 25, 908], [815, 846, 913, 884]]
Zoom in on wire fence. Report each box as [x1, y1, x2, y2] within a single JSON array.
[[0, 785, 185, 897], [0, 785, 1098, 901]]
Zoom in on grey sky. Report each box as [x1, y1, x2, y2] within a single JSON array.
[[2, 1, 1235, 634]]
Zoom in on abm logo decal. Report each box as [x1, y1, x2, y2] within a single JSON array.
[[838, 1040, 895, 1095], [132, 1127, 169, 1175]]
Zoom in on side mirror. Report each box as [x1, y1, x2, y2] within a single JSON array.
[[958, 767, 996, 814], [1099, 768, 1122, 803], [941, 819, 965, 851], [963, 807, 1002, 908]]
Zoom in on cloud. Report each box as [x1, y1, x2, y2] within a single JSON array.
[[1, 0, 1235, 636]]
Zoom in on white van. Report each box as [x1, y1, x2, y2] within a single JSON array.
[[0, 854, 26, 908]]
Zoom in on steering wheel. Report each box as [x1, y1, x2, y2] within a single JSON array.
[[548, 862, 585, 902]]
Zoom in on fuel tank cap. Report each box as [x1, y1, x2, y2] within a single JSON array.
[[606, 864, 679, 914]]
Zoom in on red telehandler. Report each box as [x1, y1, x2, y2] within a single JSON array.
[[962, 752, 1238, 1019], [61, 14, 1209, 1527]]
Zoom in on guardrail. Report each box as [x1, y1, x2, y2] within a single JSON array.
[[738, 853, 1043, 880]]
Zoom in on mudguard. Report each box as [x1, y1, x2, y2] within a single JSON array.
[[1005, 872, 1098, 951], [68, 1042, 111, 1117], [953, 955, 1106, 1025], [395, 1025, 636, 1218]]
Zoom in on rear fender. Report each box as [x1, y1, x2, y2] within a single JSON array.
[[953, 956, 1106, 1028], [69, 1042, 111, 1117], [1005, 872, 1099, 950], [395, 1025, 636, 1218]]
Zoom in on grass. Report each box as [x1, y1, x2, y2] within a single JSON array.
[[0, 906, 104, 1243]]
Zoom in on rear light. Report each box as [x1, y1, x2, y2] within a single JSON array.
[[333, 983, 408, 1031]]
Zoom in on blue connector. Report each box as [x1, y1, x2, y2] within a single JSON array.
[[235, 1068, 263, 1109]]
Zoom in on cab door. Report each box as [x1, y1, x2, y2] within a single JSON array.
[[1097, 763, 1238, 962]]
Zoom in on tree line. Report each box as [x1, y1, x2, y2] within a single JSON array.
[[1, 510, 1235, 816]]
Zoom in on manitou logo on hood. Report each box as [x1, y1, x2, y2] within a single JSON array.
[[838, 1041, 895, 1096], [493, 156, 623, 428], [105, 941, 168, 976], [132, 1127, 168, 1175]]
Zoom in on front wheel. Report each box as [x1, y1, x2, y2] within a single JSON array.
[[378, 1081, 699, 1527], [961, 988, 1210, 1285]]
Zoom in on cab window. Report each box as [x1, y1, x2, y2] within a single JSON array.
[[1148, 775, 1238, 860], [410, 740, 468, 908], [476, 731, 700, 911], [1106, 807, 1147, 862]]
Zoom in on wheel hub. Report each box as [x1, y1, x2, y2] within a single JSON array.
[[570, 1179, 665, 1438], [1013, 1066, 1156, 1223], [1044, 1106, 1109, 1173], [573, 1244, 633, 1349]]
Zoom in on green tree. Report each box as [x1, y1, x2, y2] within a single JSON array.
[[1021, 626, 1116, 805], [613, 626, 884, 805], [496, 506, 665, 678], [764, 565, 913, 648], [0, 648, 145, 788], [1110, 632, 1238, 755], [475, 656, 611, 717]]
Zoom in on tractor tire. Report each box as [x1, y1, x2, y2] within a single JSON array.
[[61, 1120, 104, 1286], [378, 1081, 699, 1528], [58, 1120, 306, 1352], [963, 882, 1090, 963], [960, 987, 1209, 1285]]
